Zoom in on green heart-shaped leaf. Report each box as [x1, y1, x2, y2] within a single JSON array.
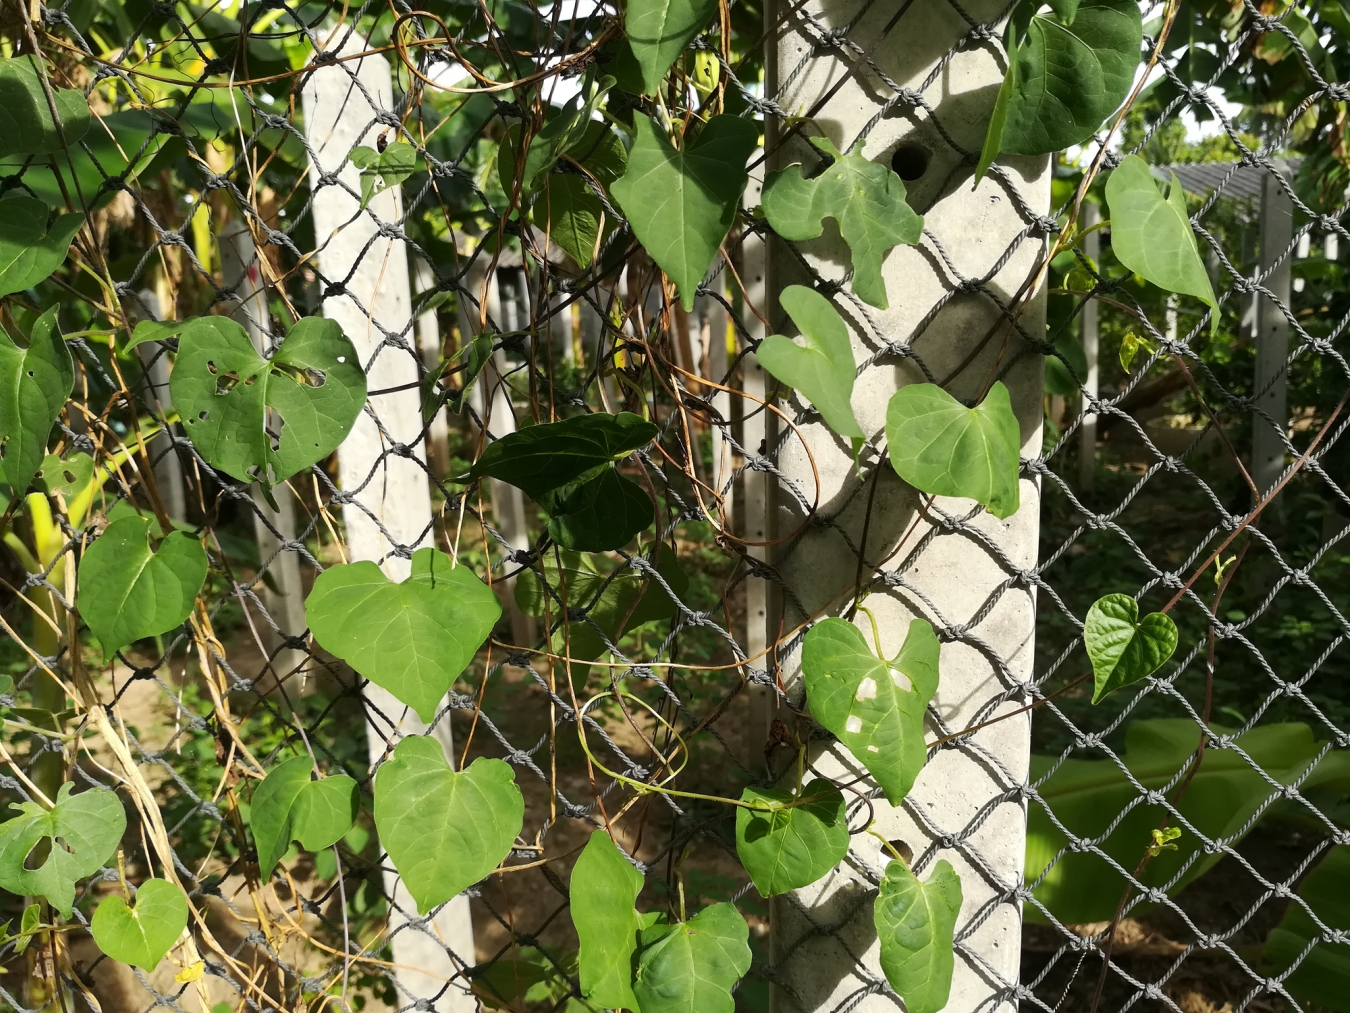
[[625, 0, 719, 94], [885, 381, 1022, 519], [0, 306, 72, 495], [251, 755, 359, 878], [373, 737, 524, 914], [0, 783, 126, 917], [762, 139, 924, 310], [0, 57, 90, 157], [611, 114, 759, 310], [1085, 593, 1179, 703], [471, 411, 658, 501], [306, 547, 501, 723], [350, 141, 419, 208], [802, 617, 940, 805], [91, 879, 188, 971], [757, 285, 863, 441], [633, 902, 751, 1013], [1105, 155, 1219, 320], [170, 315, 367, 486], [0, 197, 85, 298], [78, 512, 208, 661], [543, 467, 655, 551], [572, 830, 645, 1009], [735, 782, 848, 897], [874, 859, 962, 1013]]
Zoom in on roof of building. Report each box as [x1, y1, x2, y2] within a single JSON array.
[[1154, 158, 1303, 202]]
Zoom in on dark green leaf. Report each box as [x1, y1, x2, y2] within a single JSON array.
[[802, 617, 940, 805], [77, 512, 208, 661], [0, 56, 91, 156], [611, 114, 759, 310], [544, 466, 654, 551], [470, 411, 658, 501], [170, 315, 367, 486], [0, 197, 85, 298], [0, 306, 72, 495], [735, 782, 849, 897], [572, 830, 644, 1009], [373, 737, 524, 915], [251, 755, 360, 878], [306, 547, 502, 723], [757, 285, 863, 440], [0, 782, 126, 917], [874, 859, 962, 1013], [884, 381, 1022, 519], [1262, 845, 1350, 1011], [633, 902, 751, 1013], [91, 879, 188, 971], [499, 80, 616, 199], [761, 138, 923, 309], [1084, 593, 1179, 703], [625, 0, 719, 94], [975, 24, 1019, 181]]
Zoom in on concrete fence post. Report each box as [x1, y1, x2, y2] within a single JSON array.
[[130, 288, 186, 522], [1254, 164, 1293, 497], [301, 28, 476, 1009], [765, 1, 1047, 1009]]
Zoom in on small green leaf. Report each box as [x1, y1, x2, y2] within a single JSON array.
[[351, 141, 419, 208], [91, 879, 188, 971], [802, 618, 940, 805], [874, 859, 962, 1013], [14, 902, 39, 954], [0, 56, 91, 157], [0, 782, 126, 917], [124, 319, 188, 353], [33, 451, 94, 501], [735, 782, 849, 897], [1105, 155, 1218, 320], [633, 902, 752, 1013], [250, 755, 359, 878], [761, 138, 923, 309], [611, 114, 759, 310], [543, 467, 654, 551], [572, 830, 644, 1009], [78, 512, 208, 661], [306, 547, 501, 723], [170, 315, 367, 486], [1084, 593, 1179, 703], [546, 124, 628, 269], [1118, 330, 1156, 373], [470, 411, 658, 501], [0, 197, 85, 298], [625, 0, 719, 94], [373, 737, 524, 915], [756, 285, 863, 441], [884, 381, 1022, 519], [995, 0, 1142, 157], [0, 306, 72, 495]]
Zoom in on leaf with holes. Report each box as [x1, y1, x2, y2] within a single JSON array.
[[0, 782, 126, 917], [874, 859, 962, 1013], [611, 114, 759, 310], [884, 381, 1022, 519], [626, 0, 719, 94], [0, 197, 85, 298], [756, 285, 863, 442], [170, 315, 366, 487], [1105, 155, 1218, 321], [735, 782, 849, 897], [78, 512, 208, 661], [373, 736, 523, 914], [1084, 593, 1178, 703], [0, 56, 90, 157], [761, 138, 923, 309], [306, 547, 501, 723], [542, 466, 655, 551], [251, 755, 360, 878], [91, 879, 188, 971], [802, 617, 940, 805], [632, 902, 751, 1013], [572, 830, 645, 1009], [0, 306, 71, 496], [470, 411, 658, 501]]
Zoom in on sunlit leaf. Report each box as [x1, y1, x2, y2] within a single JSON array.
[[874, 859, 962, 1013], [91, 879, 188, 971], [735, 782, 849, 896], [251, 755, 360, 878], [572, 831, 644, 1009], [0, 306, 72, 495], [1084, 593, 1178, 703], [633, 902, 751, 1013], [0, 197, 85, 298], [756, 285, 863, 441]]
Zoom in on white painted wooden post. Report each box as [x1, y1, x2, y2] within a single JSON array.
[[219, 222, 308, 685], [302, 29, 476, 1009], [131, 288, 186, 521], [1254, 164, 1294, 496], [766, 1, 1046, 1009], [1078, 202, 1099, 492]]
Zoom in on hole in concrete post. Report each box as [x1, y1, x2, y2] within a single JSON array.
[[891, 143, 931, 182]]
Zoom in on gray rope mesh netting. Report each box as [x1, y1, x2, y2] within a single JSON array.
[[0, 0, 1348, 1012]]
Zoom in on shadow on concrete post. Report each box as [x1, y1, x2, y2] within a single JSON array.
[[301, 26, 477, 1010], [763, 1, 1048, 1010]]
